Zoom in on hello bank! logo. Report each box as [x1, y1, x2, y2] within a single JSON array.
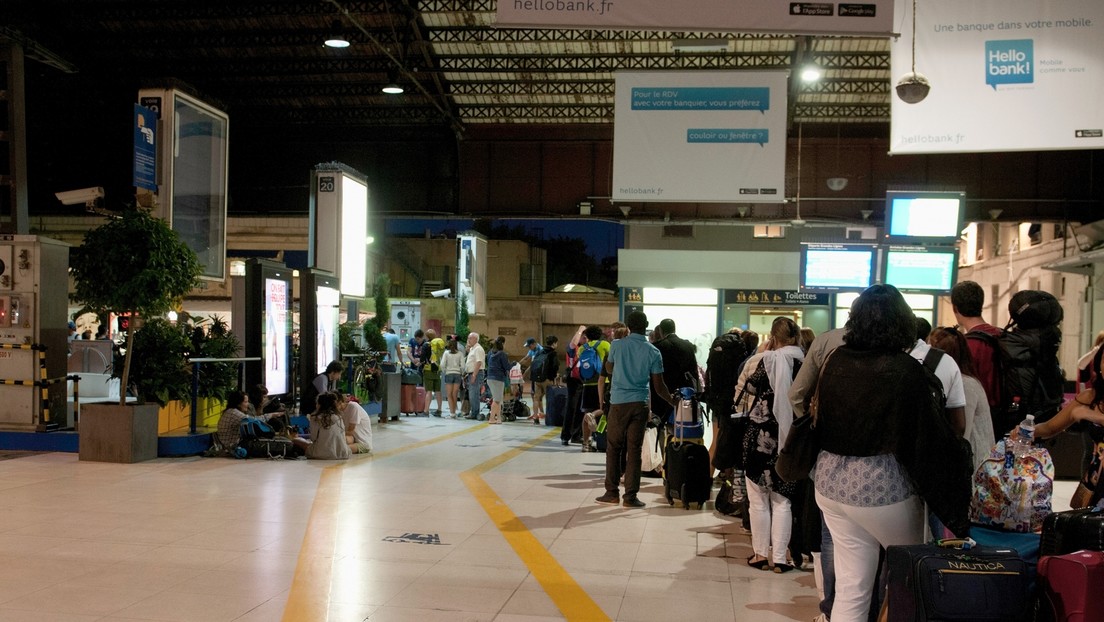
[[985, 39, 1033, 89]]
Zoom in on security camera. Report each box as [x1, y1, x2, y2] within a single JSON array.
[[55, 187, 105, 206], [431, 288, 451, 299]]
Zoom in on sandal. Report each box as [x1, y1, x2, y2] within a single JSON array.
[[772, 563, 795, 574], [746, 556, 769, 570]]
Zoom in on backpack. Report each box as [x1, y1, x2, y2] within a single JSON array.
[[577, 342, 601, 381], [240, 417, 276, 443], [530, 350, 550, 382], [704, 333, 749, 416], [921, 347, 948, 412], [970, 438, 1055, 533], [967, 290, 1065, 433]]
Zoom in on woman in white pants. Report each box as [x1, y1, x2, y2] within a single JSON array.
[[737, 317, 805, 573], [809, 285, 970, 622]]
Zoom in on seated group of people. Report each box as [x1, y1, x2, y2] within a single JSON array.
[[216, 384, 373, 460]]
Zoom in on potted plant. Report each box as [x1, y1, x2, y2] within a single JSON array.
[[70, 207, 202, 462], [185, 314, 240, 427]]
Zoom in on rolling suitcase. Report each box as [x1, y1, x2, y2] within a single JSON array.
[[1040, 507, 1104, 556], [545, 385, 568, 426], [401, 384, 426, 415], [663, 428, 711, 509], [1038, 550, 1104, 622], [884, 540, 1032, 622]]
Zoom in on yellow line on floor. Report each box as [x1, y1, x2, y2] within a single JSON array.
[[461, 429, 611, 622], [282, 422, 488, 622]]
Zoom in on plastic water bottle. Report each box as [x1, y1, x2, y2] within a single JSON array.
[[1012, 414, 1036, 457]]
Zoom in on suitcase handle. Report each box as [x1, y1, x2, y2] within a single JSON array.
[[934, 537, 977, 550]]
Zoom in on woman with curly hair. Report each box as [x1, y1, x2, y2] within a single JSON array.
[[812, 285, 968, 622], [305, 392, 352, 460]]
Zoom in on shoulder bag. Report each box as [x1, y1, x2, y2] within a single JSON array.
[[775, 352, 832, 483]]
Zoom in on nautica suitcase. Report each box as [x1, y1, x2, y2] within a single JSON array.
[[884, 541, 1032, 622]]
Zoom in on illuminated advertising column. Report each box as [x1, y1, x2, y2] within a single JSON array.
[[309, 163, 368, 299], [456, 232, 488, 317], [136, 88, 228, 281], [301, 269, 340, 397]]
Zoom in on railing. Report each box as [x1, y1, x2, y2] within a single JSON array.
[[0, 342, 68, 432]]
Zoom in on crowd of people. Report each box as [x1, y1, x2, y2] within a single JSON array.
[[208, 283, 1104, 622]]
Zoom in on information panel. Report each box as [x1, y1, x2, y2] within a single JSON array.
[[613, 71, 788, 203], [890, 0, 1104, 154], [497, 0, 895, 36]]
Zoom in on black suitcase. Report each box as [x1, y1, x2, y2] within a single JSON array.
[[885, 541, 1032, 622], [663, 435, 711, 509], [1040, 507, 1104, 556], [545, 385, 568, 426]]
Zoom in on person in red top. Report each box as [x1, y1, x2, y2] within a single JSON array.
[[951, 281, 1002, 413]]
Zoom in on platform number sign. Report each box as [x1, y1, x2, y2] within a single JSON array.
[[319, 176, 336, 193]]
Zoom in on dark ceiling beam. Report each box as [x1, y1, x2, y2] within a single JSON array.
[[427, 28, 798, 44], [436, 53, 795, 72], [61, 29, 401, 51], [85, 1, 393, 20], [235, 104, 447, 125]]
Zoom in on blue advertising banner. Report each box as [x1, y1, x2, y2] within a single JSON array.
[[133, 104, 157, 191]]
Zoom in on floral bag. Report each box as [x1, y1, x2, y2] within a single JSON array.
[[969, 438, 1054, 533]]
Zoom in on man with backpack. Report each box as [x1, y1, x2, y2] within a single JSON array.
[[951, 281, 1003, 416], [954, 282, 1066, 437], [650, 318, 699, 425], [575, 326, 610, 433], [522, 337, 545, 420], [704, 328, 751, 470], [531, 336, 560, 425]]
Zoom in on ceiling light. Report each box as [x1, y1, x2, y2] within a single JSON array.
[[671, 38, 730, 53], [896, 72, 931, 104], [323, 21, 350, 49], [896, 0, 932, 104], [799, 63, 823, 83], [382, 69, 404, 94]]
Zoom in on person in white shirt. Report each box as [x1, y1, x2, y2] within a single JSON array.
[[913, 318, 967, 437], [464, 333, 486, 420], [337, 393, 372, 454]]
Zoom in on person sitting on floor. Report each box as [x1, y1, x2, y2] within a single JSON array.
[[335, 392, 373, 454], [305, 393, 352, 461]]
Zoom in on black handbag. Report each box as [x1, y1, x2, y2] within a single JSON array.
[[775, 353, 831, 483], [776, 414, 819, 482]]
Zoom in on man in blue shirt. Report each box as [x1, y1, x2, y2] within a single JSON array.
[[382, 328, 405, 372], [597, 310, 676, 508]]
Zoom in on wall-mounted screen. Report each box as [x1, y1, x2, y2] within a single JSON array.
[[800, 244, 876, 292], [882, 246, 959, 293], [885, 191, 965, 244]]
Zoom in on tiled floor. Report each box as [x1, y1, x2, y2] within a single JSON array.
[[0, 415, 1079, 621]]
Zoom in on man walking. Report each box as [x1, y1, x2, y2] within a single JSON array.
[[596, 311, 675, 509]]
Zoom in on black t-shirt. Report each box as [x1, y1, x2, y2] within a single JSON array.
[[652, 333, 698, 413]]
